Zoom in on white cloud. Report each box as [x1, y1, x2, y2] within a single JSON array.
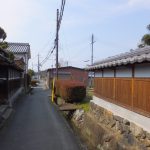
[[128, 0, 150, 7]]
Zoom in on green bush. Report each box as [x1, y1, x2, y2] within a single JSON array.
[[55, 80, 86, 103]]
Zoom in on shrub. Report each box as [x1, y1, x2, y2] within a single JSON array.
[[55, 80, 86, 103], [31, 80, 39, 87]]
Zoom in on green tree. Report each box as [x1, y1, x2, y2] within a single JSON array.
[[0, 27, 6, 41], [0, 27, 8, 49], [139, 24, 150, 47], [147, 24, 150, 31], [141, 34, 150, 46], [8, 51, 15, 62], [28, 69, 35, 77]]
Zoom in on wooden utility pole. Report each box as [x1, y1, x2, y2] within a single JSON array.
[[56, 9, 59, 79], [32, 63, 33, 70], [55, 0, 66, 79], [38, 54, 40, 80], [90, 34, 95, 87], [91, 34, 95, 65]]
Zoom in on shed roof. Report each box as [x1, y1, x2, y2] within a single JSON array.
[[86, 46, 150, 70], [47, 66, 85, 72], [6, 42, 31, 59]]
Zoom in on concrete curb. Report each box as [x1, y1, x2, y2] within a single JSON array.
[[0, 105, 14, 129]]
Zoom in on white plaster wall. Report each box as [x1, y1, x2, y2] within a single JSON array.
[[95, 71, 102, 77], [116, 66, 132, 77], [135, 63, 150, 77], [103, 69, 114, 77], [92, 96, 150, 133]]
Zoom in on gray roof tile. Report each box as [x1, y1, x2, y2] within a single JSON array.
[[6, 42, 31, 58], [87, 46, 150, 70]]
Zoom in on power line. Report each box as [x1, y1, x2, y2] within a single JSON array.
[[58, 0, 66, 30], [39, 0, 66, 72], [40, 44, 56, 66], [56, 0, 66, 79]]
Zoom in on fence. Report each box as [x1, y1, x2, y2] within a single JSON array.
[[94, 77, 150, 117], [8, 78, 23, 98], [0, 66, 23, 104]]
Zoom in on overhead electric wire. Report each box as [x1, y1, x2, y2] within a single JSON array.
[[40, 43, 56, 66], [58, 0, 66, 31], [40, 0, 66, 67]]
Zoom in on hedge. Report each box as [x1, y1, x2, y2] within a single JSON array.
[[55, 80, 86, 103]]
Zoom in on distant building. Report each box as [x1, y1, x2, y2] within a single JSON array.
[[6, 42, 31, 74], [86, 46, 150, 133], [47, 66, 88, 88]]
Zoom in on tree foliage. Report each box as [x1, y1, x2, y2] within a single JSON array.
[[139, 24, 150, 47], [141, 34, 150, 46], [0, 27, 7, 41], [28, 69, 35, 77], [0, 41, 8, 49], [8, 51, 15, 62], [0, 27, 8, 49], [147, 24, 150, 31]]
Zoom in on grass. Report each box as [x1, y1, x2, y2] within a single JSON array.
[[76, 88, 93, 112], [56, 87, 94, 112]]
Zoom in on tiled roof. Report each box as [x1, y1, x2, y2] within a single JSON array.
[[47, 66, 85, 72], [6, 42, 31, 59], [86, 46, 150, 70]]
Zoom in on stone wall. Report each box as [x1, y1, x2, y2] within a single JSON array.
[[72, 102, 150, 150]]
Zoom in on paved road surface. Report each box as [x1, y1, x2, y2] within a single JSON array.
[[0, 86, 80, 150]]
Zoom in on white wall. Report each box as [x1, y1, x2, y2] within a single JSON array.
[[95, 71, 102, 77], [135, 63, 150, 77], [103, 69, 114, 77], [116, 66, 132, 77], [95, 63, 150, 78]]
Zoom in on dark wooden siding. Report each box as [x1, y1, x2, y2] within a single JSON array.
[[0, 66, 23, 104]]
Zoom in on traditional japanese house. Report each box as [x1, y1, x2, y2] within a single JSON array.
[[87, 46, 150, 132], [5, 42, 31, 91], [6, 42, 31, 74], [0, 49, 23, 106]]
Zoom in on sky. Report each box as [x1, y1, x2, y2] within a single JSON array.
[[0, 0, 150, 71]]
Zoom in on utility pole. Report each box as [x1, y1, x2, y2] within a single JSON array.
[[91, 34, 95, 65], [90, 34, 95, 88], [32, 63, 33, 70], [55, 0, 66, 79], [56, 9, 59, 79], [38, 54, 40, 80]]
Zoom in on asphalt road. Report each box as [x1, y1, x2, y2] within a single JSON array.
[[0, 86, 81, 150]]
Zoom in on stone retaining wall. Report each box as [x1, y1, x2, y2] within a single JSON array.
[[72, 102, 150, 150]]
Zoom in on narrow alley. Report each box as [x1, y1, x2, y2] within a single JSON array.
[[0, 83, 80, 150]]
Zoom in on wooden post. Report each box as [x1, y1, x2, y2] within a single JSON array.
[[114, 68, 116, 101], [131, 64, 135, 110], [56, 9, 59, 80]]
